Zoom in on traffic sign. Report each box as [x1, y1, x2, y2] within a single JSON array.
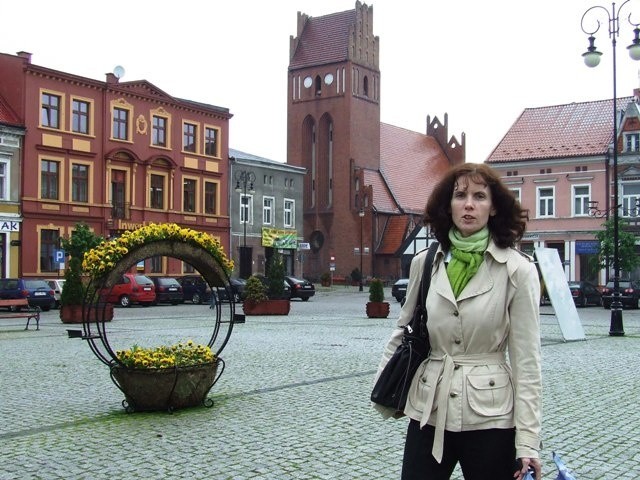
[[54, 249, 65, 263]]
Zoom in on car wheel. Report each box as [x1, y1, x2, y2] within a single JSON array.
[[42, 306, 51, 312], [192, 293, 201, 304], [580, 297, 587, 308], [119, 295, 131, 307], [302, 297, 309, 302]]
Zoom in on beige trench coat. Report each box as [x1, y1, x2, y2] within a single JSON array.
[[374, 241, 542, 462]]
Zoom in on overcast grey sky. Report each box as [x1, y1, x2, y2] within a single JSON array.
[[3, 0, 640, 163]]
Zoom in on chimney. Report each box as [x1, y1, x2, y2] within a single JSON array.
[[106, 72, 119, 84], [16, 51, 32, 63]]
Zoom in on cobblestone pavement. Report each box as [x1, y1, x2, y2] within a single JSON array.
[[0, 287, 638, 479]]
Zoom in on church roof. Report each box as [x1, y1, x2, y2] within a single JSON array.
[[289, 9, 355, 69], [487, 97, 634, 163], [0, 93, 21, 127], [379, 123, 451, 215]]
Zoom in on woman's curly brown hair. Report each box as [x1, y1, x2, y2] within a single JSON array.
[[423, 163, 529, 250]]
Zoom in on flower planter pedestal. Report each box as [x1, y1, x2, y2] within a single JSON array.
[[60, 304, 114, 323]]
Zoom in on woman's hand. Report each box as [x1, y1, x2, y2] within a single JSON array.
[[513, 457, 541, 479]]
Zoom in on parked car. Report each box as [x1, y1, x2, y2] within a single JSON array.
[[286, 276, 315, 301], [177, 275, 211, 304], [567, 281, 601, 307], [217, 278, 247, 303], [44, 278, 66, 309], [103, 273, 155, 307], [284, 276, 315, 301], [391, 278, 409, 302], [151, 277, 183, 305], [601, 280, 640, 309], [0, 278, 56, 311]]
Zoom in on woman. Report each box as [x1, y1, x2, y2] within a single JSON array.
[[374, 163, 542, 480]]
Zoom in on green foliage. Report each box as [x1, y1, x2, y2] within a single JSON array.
[[244, 275, 268, 303], [593, 218, 640, 275], [368, 277, 385, 302], [59, 223, 104, 306], [266, 251, 286, 298], [320, 272, 331, 284]]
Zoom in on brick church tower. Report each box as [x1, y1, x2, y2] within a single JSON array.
[[287, 1, 380, 280]]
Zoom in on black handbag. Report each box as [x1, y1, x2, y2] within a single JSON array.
[[371, 242, 438, 411]]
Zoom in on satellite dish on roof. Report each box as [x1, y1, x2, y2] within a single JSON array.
[[113, 65, 125, 79]]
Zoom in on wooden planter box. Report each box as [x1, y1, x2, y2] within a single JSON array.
[[366, 301, 390, 318], [60, 303, 114, 323], [242, 299, 291, 315]]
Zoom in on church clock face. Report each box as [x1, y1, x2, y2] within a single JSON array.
[[324, 73, 334, 85], [303, 76, 313, 88]]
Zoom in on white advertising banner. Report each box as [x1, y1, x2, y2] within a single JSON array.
[[534, 247, 585, 341]]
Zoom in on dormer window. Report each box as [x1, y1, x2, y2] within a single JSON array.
[[625, 132, 640, 152]]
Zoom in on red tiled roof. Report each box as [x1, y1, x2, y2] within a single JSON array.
[[289, 9, 355, 69], [379, 122, 451, 215], [377, 215, 409, 255], [487, 97, 634, 163], [0, 94, 21, 126], [364, 167, 399, 214]]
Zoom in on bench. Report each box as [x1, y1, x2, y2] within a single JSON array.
[[0, 298, 41, 330]]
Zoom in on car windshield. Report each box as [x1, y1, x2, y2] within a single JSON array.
[[157, 278, 179, 286], [24, 280, 50, 289], [135, 275, 153, 285], [606, 281, 631, 288]]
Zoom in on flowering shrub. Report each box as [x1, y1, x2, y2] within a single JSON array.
[[116, 340, 215, 369], [82, 223, 233, 278]]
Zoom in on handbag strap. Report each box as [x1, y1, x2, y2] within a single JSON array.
[[419, 241, 439, 325]]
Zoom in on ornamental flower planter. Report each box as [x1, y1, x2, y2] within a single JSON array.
[[242, 299, 291, 315], [73, 223, 240, 413], [110, 361, 223, 412]]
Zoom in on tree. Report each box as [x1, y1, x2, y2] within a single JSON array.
[[265, 251, 286, 299], [593, 218, 640, 278], [59, 223, 104, 306]]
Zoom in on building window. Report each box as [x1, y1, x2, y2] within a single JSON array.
[[40, 229, 59, 273], [41, 93, 61, 129], [204, 181, 217, 215], [41, 159, 59, 200], [72, 99, 90, 134], [537, 187, 555, 218], [150, 174, 164, 209], [625, 133, 640, 152], [240, 194, 252, 224], [572, 185, 590, 216], [112, 107, 129, 140], [509, 188, 521, 204], [151, 256, 162, 273], [284, 199, 294, 227], [0, 160, 7, 200], [183, 178, 196, 212], [152, 116, 167, 147], [72, 164, 89, 202], [263, 196, 274, 225], [622, 183, 640, 216], [204, 127, 219, 156], [111, 169, 128, 219], [183, 123, 197, 152]]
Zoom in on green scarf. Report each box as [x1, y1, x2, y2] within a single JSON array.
[[446, 227, 490, 298]]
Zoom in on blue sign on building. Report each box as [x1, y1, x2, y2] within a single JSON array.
[[575, 240, 599, 255]]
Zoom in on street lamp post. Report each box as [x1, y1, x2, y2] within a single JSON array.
[[359, 209, 365, 292], [235, 170, 256, 279], [581, 0, 640, 336]]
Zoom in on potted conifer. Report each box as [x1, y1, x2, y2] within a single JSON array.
[[366, 277, 390, 318]]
